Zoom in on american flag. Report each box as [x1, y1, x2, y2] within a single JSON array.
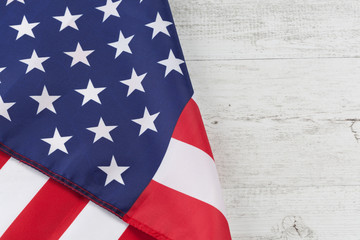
[[0, 0, 231, 239]]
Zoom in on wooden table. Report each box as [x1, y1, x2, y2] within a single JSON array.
[[170, 1, 360, 239]]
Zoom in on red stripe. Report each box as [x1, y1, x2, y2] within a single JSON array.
[[124, 180, 231, 240], [1, 179, 89, 240], [0, 151, 10, 169], [119, 225, 156, 240], [172, 98, 214, 159]]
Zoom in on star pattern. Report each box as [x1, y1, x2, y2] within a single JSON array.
[[0, 1, 194, 210], [158, 50, 184, 77], [53, 7, 83, 31], [41, 128, 73, 155], [0, 96, 15, 121], [75, 79, 106, 106], [19, 50, 50, 74], [30, 86, 61, 114], [87, 118, 117, 143], [10, 16, 39, 40], [0, 4, 190, 152], [96, 0, 122, 22], [108, 31, 134, 58], [98, 156, 129, 186], [64, 43, 94, 67], [132, 107, 160, 136], [120, 68, 146, 97], [146, 13, 172, 39]]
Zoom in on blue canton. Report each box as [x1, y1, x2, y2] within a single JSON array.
[[0, 0, 193, 214]]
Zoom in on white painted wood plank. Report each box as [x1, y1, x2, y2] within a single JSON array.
[[224, 186, 360, 240], [169, 0, 360, 60], [185, 59, 360, 239], [187, 59, 360, 186], [187, 59, 360, 121]]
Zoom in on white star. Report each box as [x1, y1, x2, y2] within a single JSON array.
[[96, 0, 122, 22], [20, 50, 50, 74], [75, 79, 106, 106], [64, 43, 94, 67], [41, 128, 73, 155], [0, 68, 5, 84], [6, 0, 24, 6], [30, 86, 61, 114], [53, 7, 83, 31], [98, 156, 129, 186], [145, 12, 172, 39], [158, 50, 184, 77], [132, 107, 160, 136], [120, 68, 146, 97], [108, 31, 134, 58], [87, 118, 117, 143], [10, 16, 39, 40], [0, 96, 15, 121]]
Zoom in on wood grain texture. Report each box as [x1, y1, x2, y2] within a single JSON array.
[[169, 1, 360, 239], [170, 0, 360, 60], [186, 59, 360, 239]]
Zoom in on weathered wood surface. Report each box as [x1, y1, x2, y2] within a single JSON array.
[[171, 0, 360, 60], [169, 1, 360, 239]]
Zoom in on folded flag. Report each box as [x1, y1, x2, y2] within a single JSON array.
[[0, 0, 231, 239]]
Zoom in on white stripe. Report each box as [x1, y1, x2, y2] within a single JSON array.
[[0, 158, 48, 237], [60, 201, 128, 240], [153, 138, 226, 215]]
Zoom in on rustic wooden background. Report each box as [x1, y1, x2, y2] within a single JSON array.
[[169, 1, 360, 239]]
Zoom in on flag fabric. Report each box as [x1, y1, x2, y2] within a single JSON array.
[[0, 0, 231, 239]]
